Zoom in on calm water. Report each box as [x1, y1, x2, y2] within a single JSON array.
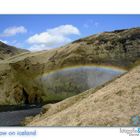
[[0, 105, 41, 126]]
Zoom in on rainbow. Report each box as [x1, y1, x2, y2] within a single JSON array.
[[38, 64, 127, 78]]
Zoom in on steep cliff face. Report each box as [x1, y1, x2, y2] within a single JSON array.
[[0, 27, 140, 105], [26, 65, 140, 126]]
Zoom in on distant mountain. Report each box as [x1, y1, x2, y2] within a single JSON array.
[[0, 41, 28, 60]]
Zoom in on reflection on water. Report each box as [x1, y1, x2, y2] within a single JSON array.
[[37, 66, 126, 101]]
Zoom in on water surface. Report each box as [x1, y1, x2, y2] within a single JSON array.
[[0, 105, 41, 126]]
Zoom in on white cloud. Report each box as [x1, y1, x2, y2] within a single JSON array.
[[29, 44, 52, 52], [0, 26, 27, 37], [83, 20, 99, 28], [27, 25, 80, 51]]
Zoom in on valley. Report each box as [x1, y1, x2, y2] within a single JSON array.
[[0, 27, 140, 126]]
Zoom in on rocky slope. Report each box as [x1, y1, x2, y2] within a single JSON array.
[[0, 41, 29, 105], [0, 27, 140, 105], [26, 65, 140, 126], [0, 41, 28, 60]]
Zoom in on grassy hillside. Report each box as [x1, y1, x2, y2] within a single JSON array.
[[0, 27, 140, 105], [26, 65, 140, 126]]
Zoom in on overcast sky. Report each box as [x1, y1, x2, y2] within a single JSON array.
[[0, 15, 140, 51]]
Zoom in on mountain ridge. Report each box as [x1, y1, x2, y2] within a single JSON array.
[[0, 41, 29, 60]]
